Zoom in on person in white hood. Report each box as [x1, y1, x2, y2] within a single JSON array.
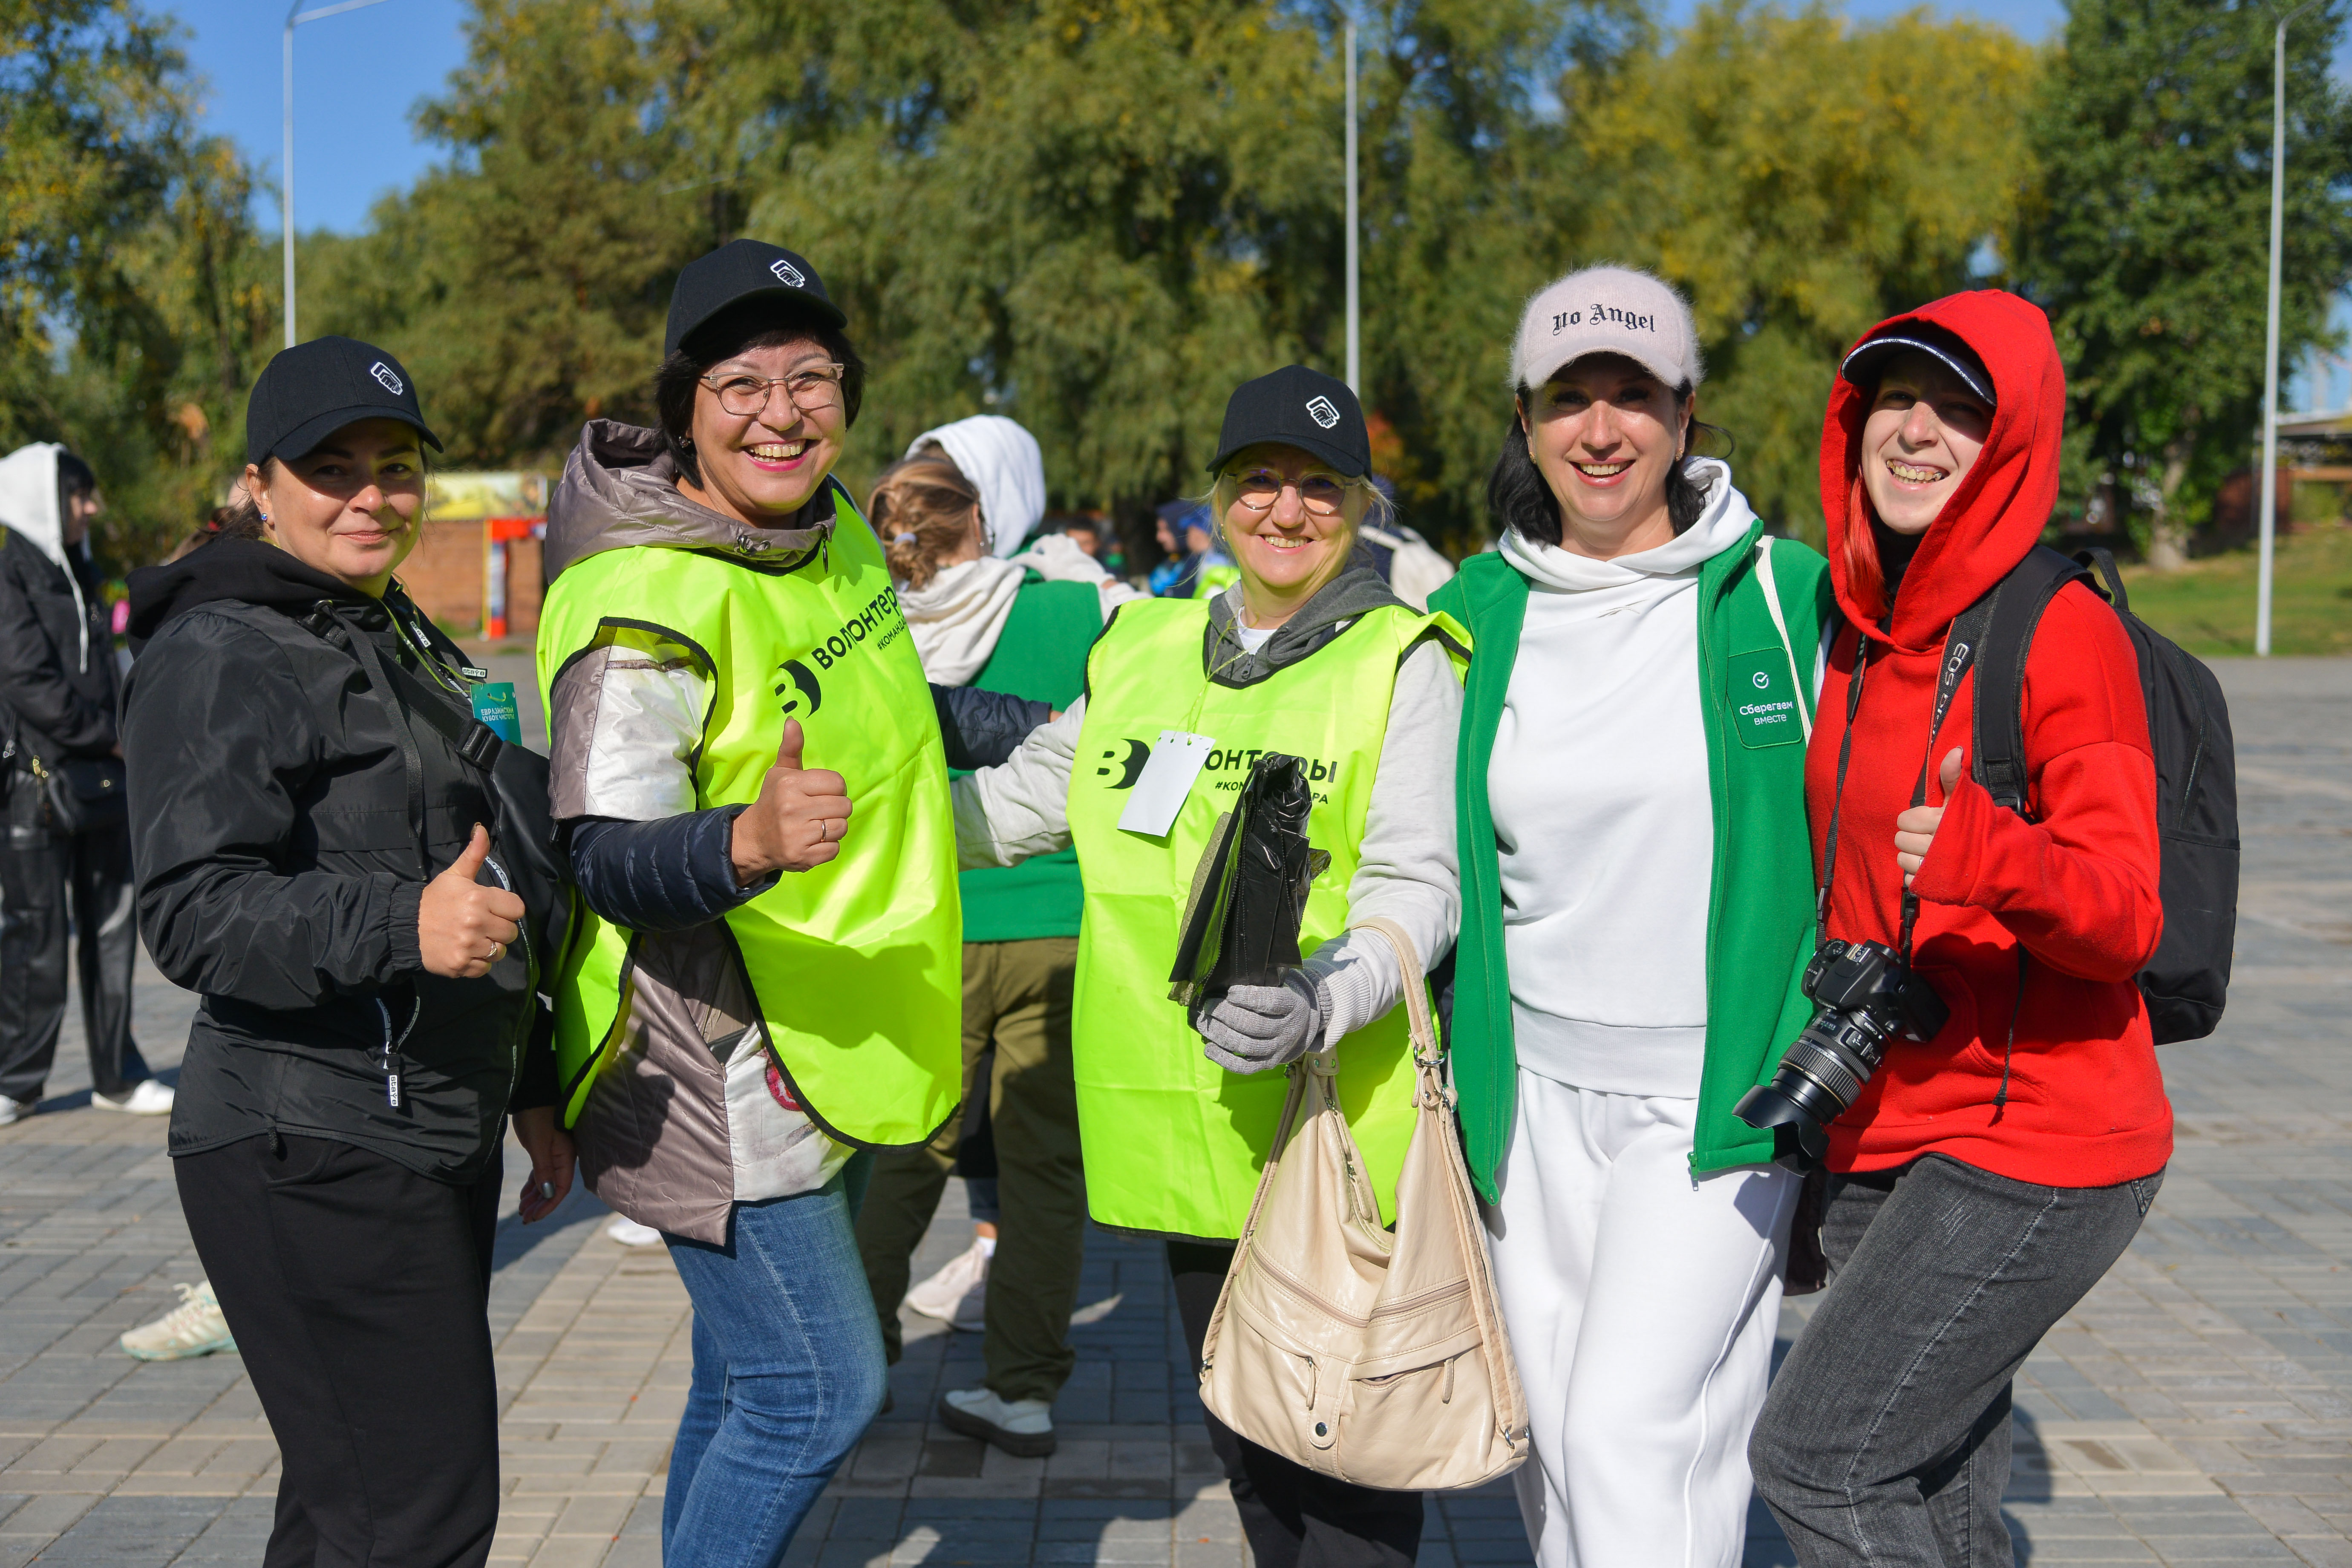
[[892, 415, 1141, 687], [1427, 269, 1837, 1568], [0, 443, 167, 1125], [855, 433, 1110, 1460]]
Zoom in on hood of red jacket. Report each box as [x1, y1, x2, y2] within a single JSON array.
[[1820, 290, 2065, 653]]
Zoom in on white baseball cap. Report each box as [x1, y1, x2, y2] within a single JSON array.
[[1510, 265, 1703, 394]]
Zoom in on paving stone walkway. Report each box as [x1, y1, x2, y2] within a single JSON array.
[[0, 657, 2341, 1566]]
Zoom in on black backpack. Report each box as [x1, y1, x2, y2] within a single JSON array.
[[1947, 545, 2238, 1044]]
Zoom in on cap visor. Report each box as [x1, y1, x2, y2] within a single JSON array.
[[1839, 337, 1995, 404], [271, 407, 443, 464], [1206, 432, 1368, 480], [672, 286, 848, 355], [1523, 343, 1686, 393]]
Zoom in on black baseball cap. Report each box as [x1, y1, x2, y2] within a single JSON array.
[[665, 239, 846, 357], [1207, 365, 1371, 479], [1841, 321, 1995, 406], [245, 337, 441, 467]]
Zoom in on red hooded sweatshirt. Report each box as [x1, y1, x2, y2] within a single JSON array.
[[1809, 291, 2170, 1188]]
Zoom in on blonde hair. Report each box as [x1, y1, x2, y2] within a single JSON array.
[[869, 455, 981, 590]]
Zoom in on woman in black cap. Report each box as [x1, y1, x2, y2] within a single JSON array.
[[950, 366, 1467, 1562], [121, 337, 573, 1568], [533, 239, 1061, 1564]]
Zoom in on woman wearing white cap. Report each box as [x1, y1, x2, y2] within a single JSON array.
[[1427, 266, 1834, 1568]]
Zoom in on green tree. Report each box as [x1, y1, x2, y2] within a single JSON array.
[[1561, 0, 2039, 544], [1, 0, 269, 564], [2017, 0, 2352, 568]]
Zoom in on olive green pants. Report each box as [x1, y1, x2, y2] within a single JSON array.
[[855, 937, 1087, 1404]]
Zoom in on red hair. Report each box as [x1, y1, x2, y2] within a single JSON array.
[[1841, 475, 1889, 623]]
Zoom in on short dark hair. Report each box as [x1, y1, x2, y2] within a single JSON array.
[[654, 300, 866, 490], [1485, 377, 1730, 545], [55, 451, 96, 500]]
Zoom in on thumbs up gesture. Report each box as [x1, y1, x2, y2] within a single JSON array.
[[1894, 748, 1966, 888], [730, 719, 855, 882], [419, 824, 527, 978]]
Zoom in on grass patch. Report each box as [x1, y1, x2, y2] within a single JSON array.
[[2115, 523, 2352, 657]]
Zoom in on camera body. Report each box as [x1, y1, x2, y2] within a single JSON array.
[[1734, 938, 1951, 1170]]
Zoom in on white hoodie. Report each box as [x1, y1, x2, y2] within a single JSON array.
[[0, 443, 90, 671], [1488, 458, 1758, 1100]]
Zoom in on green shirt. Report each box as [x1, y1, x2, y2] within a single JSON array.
[[957, 575, 1100, 942]]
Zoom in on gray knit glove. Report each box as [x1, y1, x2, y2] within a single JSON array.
[[1196, 971, 1327, 1075]]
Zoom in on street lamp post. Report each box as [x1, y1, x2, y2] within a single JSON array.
[[284, 0, 396, 348], [1344, 21, 1360, 398], [2258, 0, 2320, 657]]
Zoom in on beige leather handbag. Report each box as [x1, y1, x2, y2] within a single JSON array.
[[1196, 917, 1529, 1492]]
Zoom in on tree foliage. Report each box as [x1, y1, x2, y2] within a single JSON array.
[[1566, 1, 2038, 541], [0, 0, 271, 566], [2015, 0, 2352, 565], [9, 0, 2350, 568]]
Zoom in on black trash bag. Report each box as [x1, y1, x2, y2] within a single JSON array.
[[1168, 752, 1329, 1007]]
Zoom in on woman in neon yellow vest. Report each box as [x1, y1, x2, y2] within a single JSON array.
[[955, 366, 1468, 1566], [533, 240, 1017, 1566]]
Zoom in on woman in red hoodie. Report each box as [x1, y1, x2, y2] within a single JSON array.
[[1747, 291, 2170, 1568]]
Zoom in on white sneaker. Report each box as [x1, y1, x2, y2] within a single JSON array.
[[604, 1214, 665, 1247], [0, 1095, 26, 1128], [938, 1386, 1056, 1457], [905, 1236, 989, 1332], [92, 1081, 174, 1115], [121, 1281, 235, 1361]]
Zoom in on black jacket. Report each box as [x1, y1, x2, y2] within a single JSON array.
[[123, 540, 552, 1183], [0, 530, 118, 769]]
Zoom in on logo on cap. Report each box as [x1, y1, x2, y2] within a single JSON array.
[[369, 362, 404, 396], [1305, 396, 1340, 430], [770, 258, 806, 288]]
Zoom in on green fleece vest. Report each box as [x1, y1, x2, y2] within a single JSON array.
[[957, 576, 1098, 943], [1066, 596, 1469, 1239], [536, 500, 963, 1148], [1430, 530, 1833, 1198]]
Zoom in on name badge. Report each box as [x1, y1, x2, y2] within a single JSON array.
[[1730, 650, 1801, 749], [1117, 730, 1215, 837], [470, 682, 522, 744]]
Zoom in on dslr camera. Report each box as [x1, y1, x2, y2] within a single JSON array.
[[1735, 938, 1950, 1170]]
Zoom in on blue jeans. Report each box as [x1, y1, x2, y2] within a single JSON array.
[[662, 1180, 885, 1566]]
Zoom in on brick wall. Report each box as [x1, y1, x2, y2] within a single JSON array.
[[507, 536, 545, 637], [403, 518, 484, 631]]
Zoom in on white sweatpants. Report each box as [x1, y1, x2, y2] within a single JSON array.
[[1485, 1071, 1798, 1568]]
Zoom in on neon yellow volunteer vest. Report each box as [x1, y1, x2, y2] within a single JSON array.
[[536, 499, 962, 1147], [1068, 596, 1469, 1238]]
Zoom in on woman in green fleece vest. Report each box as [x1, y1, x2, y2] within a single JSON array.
[[1429, 266, 1833, 1568]]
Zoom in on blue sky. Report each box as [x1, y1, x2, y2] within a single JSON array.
[[166, 0, 2081, 237]]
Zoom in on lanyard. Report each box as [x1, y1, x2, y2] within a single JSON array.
[[1816, 623, 1980, 964]]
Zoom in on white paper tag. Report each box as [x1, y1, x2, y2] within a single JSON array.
[[1117, 730, 1215, 838]]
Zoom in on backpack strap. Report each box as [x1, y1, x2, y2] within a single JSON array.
[[1966, 546, 2090, 818]]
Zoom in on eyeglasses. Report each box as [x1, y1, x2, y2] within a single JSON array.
[[700, 363, 847, 418], [1232, 470, 1350, 517]]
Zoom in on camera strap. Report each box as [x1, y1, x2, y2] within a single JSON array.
[[1818, 595, 1997, 962]]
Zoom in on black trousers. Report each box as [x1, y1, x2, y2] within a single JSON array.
[[177, 1133, 504, 1568], [0, 777, 144, 1102], [1168, 1241, 1424, 1568]]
